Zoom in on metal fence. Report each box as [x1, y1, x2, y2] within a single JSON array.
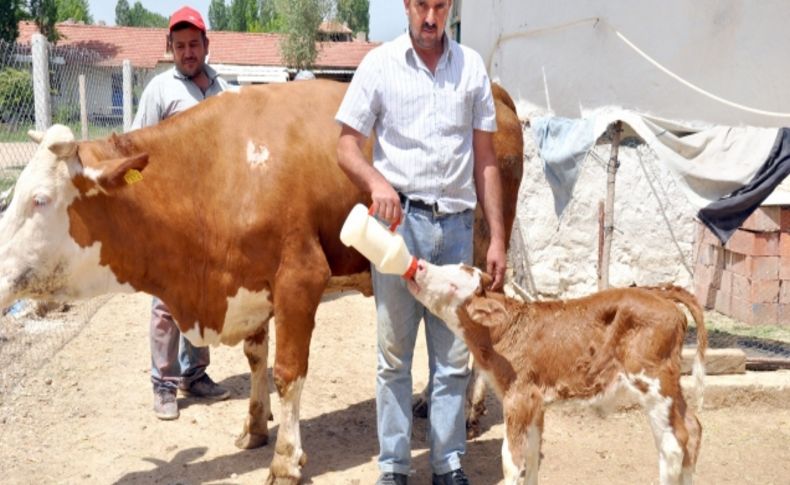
[[0, 35, 150, 198]]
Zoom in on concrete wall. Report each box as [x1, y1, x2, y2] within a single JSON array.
[[462, 0, 790, 127], [513, 129, 696, 298]]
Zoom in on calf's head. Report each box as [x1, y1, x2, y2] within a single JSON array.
[[407, 260, 509, 336], [0, 125, 148, 308]]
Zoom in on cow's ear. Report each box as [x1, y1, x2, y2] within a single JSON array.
[[49, 141, 77, 158], [28, 130, 44, 143], [465, 297, 509, 327], [96, 153, 149, 192]]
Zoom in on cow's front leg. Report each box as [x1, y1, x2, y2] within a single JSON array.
[[266, 248, 329, 484], [236, 325, 272, 449]]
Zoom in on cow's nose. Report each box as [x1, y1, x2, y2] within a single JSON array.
[[416, 260, 427, 273]]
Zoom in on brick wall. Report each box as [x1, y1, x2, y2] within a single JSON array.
[[693, 206, 789, 326]]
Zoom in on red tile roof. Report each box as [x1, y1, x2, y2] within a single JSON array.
[[17, 21, 378, 70]]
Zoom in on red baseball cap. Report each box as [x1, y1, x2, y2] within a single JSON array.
[[169, 6, 206, 32]]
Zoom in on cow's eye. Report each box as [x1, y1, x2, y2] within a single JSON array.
[[32, 194, 51, 208]]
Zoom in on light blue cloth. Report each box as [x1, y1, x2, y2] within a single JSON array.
[[532, 116, 596, 215], [372, 202, 473, 476]]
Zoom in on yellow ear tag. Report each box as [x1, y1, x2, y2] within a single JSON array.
[[124, 169, 143, 185]]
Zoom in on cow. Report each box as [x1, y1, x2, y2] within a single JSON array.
[[406, 261, 708, 485], [0, 79, 523, 484]]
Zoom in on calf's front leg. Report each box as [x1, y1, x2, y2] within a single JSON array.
[[502, 385, 544, 485]]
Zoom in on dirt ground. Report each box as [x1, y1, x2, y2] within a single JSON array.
[[1, 291, 789, 485]]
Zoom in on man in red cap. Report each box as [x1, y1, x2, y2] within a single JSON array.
[[132, 5, 232, 420]]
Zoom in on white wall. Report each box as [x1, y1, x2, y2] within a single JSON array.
[[462, 0, 790, 127], [456, 2, 789, 296]]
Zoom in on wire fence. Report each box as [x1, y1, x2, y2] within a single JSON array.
[[0, 36, 150, 199]]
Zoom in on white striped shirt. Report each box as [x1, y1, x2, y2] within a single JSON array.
[[336, 33, 497, 214]]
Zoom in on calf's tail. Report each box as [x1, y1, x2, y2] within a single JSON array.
[[649, 285, 708, 410]]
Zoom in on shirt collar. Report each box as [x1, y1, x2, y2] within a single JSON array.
[[172, 63, 219, 82]]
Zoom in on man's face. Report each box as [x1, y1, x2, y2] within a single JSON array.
[[169, 26, 208, 78], [403, 0, 451, 51]]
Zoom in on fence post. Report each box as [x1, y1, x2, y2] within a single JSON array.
[[123, 60, 133, 132], [31, 34, 51, 131], [78, 74, 88, 140]]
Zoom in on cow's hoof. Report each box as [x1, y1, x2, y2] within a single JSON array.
[[235, 430, 268, 449], [466, 420, 481, 439], [412, 397, 429, 419], [265, 475, 300, 485]]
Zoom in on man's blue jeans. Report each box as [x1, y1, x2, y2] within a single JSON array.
[[373, 203, 473, 476], [150, 297, 209, 391]]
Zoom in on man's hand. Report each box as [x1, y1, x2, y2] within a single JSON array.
[[368, 181, 402, 227], [486, 239, 507, 291]]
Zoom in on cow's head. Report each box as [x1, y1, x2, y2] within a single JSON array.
[[0, 124, 148, 308], [407, 260, 510, 335]]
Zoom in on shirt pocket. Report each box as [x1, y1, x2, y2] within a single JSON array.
[[439, 91, 473, 130]]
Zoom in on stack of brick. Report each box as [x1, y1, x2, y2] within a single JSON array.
[[693, 206, 789, 326]]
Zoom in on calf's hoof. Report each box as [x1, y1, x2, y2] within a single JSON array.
[[235, 430, 268, 449]]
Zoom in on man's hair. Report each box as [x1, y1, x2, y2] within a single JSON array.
[[167, 22, 208, 46]]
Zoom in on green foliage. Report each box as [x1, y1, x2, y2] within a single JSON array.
[[208, 0, 229, 31], [259, 0, 283, 32], [275, 0, 328, 70], [115, 0, 167, 28], [0, 67, 33, 123], [28, 0, 60, 42], [114, 0, 130, 26], [336, 0, 368, 35], [0, 0, 25, 43], [55, 0, 93, 23]]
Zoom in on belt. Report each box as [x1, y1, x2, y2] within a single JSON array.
[[398, 193, 441, 215]]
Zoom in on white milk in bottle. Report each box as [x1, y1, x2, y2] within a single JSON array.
[[340, 204, 417, 278]]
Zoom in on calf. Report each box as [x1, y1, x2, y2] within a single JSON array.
[[407, 261, 707, 485]]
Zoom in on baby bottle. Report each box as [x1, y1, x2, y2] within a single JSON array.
[[340, 204, 418, 279]]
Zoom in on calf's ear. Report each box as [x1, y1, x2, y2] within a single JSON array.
[[466, 297, 509, 327]]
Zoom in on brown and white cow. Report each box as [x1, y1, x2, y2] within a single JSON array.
[[407, 261, 708, 485], [0, 79, 523, 483]]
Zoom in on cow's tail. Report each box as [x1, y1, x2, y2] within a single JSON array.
[[649, 285, 708, 410]]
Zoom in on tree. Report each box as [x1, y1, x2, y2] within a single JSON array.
[[259, 0, 282, 32], [115, 0, 166, 28], [0, 0, 25, 43], [129, 1, 167, 27], [28, 0, 60, 42], [275, 0, 328, 70], [208, 0, 229, 31], [56, 0, 93, 23], [336, 0, 368, 35], [114, 0, 130, 26]]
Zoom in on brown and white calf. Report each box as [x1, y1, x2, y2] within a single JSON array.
[[407, 261, 708, 485]]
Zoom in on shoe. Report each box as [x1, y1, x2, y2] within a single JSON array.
[[376, 472, 409, 485], [432, 468, 470, 485], [153, 387, 179, 420], [180, 374, 231, 401]]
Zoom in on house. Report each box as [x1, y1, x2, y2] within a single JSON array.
[[15, 21, 378, 120]]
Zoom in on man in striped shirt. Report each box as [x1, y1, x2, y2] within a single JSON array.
[[335, 1, 506, 483]]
